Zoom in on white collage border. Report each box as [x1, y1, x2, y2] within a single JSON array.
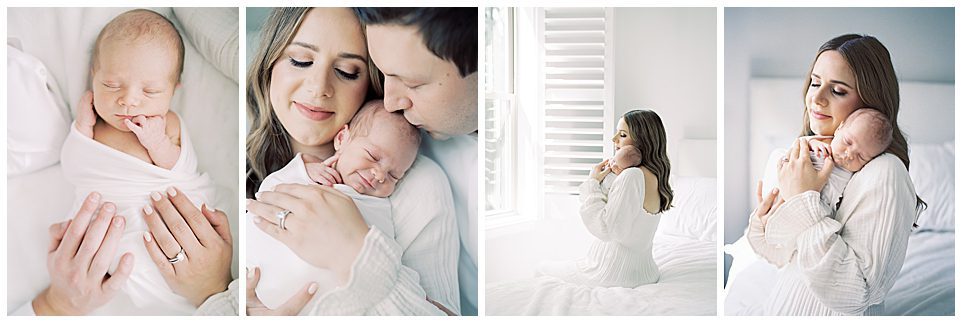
[[1, 0, 958, 322]]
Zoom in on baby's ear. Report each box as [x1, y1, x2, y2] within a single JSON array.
[[334, 124, 350, 151]]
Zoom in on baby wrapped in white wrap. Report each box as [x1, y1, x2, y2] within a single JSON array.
[[60, 118, 215, 315], [247, 153, 395, 314]]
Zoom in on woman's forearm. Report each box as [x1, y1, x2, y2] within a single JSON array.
[[767, 165, 915, 314], [306, 228, 451, 315]]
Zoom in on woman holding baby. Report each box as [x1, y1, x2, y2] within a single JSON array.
[[535, 109, 674, 288], [749, 34, 922, 315], [244, 8, 459, 315]]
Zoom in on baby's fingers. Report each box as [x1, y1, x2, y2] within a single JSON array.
[[124, 119, 143, 134]]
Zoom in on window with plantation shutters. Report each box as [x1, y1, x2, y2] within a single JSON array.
[[485, 7, 516, 216], [541, 7, 613, 195]]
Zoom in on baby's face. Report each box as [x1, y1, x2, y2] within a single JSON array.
[[609, 147, 640, 175], [335, 121, 419, 197], [91, 39, 178, 132], [830, 119, 884, 172]]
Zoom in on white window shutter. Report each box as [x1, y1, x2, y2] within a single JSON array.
[[541, 7, 613, 195]]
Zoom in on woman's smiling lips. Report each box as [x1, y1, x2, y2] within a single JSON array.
[[810, 109, 831, 120], [294, 101, 334, 121]]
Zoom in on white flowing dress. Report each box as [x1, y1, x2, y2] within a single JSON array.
[[539, 168, 661, 287], [748, 153, 917, 315]]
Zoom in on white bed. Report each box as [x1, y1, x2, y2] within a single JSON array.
[[485, 175, 718, 315], [6, 8, 239, 315], [724, 77, 955, 315]]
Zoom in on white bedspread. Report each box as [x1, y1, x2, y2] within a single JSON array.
[[486, 234, 716, 315], [725, 231, 955, 315]]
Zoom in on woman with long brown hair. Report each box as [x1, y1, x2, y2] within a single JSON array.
[[749, 34, 920, 315], [538, 109, 674, 288], [244, 8, 459, 315]]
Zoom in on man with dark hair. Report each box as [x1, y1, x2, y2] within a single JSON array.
[[354, 7, 478, 316]]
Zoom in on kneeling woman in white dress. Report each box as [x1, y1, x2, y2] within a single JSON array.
[[539, 109, 674, 288]]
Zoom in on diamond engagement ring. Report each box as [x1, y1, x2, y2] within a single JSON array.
[[277, 209, 292, 230], [168, 248, 186, 264]]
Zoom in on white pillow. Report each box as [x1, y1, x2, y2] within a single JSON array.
[[7, 42, 70, 176], [173, 8, 239, 83], [657, 176, 717, 241], [908, 142, 954, 232]]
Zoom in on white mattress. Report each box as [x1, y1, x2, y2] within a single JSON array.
[[486, 234, 716, 315]]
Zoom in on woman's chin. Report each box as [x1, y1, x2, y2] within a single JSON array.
[[809, 122, 835, 136]]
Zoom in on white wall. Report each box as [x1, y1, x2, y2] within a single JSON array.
[[724, 7, 954, 281], [614, 8, 717, 176]]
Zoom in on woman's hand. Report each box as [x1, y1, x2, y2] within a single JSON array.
[[589, 158, 612, 182], [141, 187, 233, 307], [246, 267, 317, 316], [34, 192, 133, 315], [247, 183, 369, 284], [753, 181, 785, 227], [777, 138, 834, 199]]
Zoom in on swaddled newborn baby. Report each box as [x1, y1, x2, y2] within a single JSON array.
[[247, 100, 421, 314], [60, 9, 214, 314], [749, 107, 893, 268], [599, 145, 642, 193], [802, 107, 893, 210]]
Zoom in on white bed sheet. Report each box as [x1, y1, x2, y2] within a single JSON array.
[[486, 234, 716, 315], [724, 231, 955, 315]]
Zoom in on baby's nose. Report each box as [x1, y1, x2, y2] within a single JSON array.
[[119, 92, 141, 107], [371, 168, 385, 183]]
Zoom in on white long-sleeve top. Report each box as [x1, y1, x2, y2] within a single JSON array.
[[541, 168, 660, 288], [419, 133, 478, 315], [750, 153, 917, 315], [306, 155, 461, 315]]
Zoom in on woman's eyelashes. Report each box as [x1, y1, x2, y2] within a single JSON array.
[[288, 56, 360, 81], [288, 56, 313, 68], [809, 82, 847, 96], [335, 68, 360, 81]]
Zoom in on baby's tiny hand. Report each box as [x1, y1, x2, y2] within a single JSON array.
[[125, 115, 170, 150], [808, 139, 832, 159], [75, 91, 97, 137], [306, 162, 342, 186]]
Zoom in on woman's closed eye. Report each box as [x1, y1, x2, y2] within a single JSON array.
[[810, 82, 847, 96], [335, 68, 360, 81], [288, 56, 313, 68]]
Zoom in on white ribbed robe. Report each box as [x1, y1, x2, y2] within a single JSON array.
[[749, 154, 917, 315]]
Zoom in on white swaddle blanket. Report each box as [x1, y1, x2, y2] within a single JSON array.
[[60, 116, 215, 315], [247, 153, 395, 314]]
